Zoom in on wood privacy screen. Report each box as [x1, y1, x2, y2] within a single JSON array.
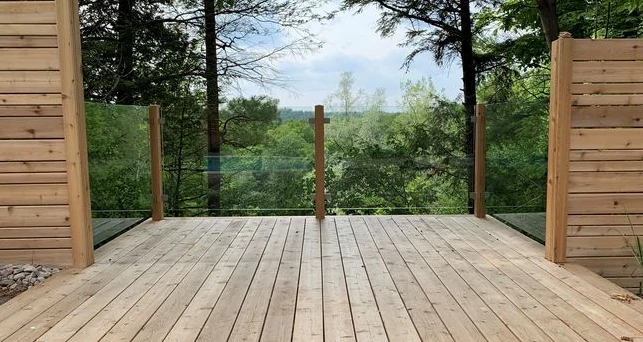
[[546, 34, 643, 291], [0, 0, 93, 267]]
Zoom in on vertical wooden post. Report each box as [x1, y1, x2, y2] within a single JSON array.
[[314, 105, 325, 220], [149, 105, 164, 221], [545, 33, 573, 263], [474, 104, 486, 218], [57, 0, 94, 267]]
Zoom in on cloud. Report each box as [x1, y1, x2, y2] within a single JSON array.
[[235, 5, 462, 107]]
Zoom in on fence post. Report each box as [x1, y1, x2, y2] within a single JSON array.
[[149, 105, 164, 221], [545, 33, 573, 263], [314, 105, 326, 220], [474, 104, 487, 218]]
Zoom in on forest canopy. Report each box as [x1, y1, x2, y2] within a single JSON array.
[[81, 0, 643, 217]]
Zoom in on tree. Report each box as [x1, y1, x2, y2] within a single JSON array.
[[325, 72, 366, 116], [182, 0, 325, 212], [342, 0, 487, 213]]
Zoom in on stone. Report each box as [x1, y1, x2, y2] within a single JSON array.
[[37, 277, 45, 283], [23, 265, 37, 273], [9, 283, 18, 290], [42, 272, 51, 278], [12, 268, 23, 274], [0, 279, 14, 287], [13, 273, 26, 281], [1, 269, 12, 277]]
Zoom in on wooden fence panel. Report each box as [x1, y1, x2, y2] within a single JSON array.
[[0, 0, 91, 267], [548, 36, 643, 291]]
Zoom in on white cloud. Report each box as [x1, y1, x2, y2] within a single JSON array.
[[235, 4, 463, 107]]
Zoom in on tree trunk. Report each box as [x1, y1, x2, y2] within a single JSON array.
[[536, 0, 559, 48], [205, 0, 222, 214], [460, 0, 477, 214], [115, 0, 135, 104]]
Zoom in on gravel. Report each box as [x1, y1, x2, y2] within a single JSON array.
[[0, 264, 60, 293]]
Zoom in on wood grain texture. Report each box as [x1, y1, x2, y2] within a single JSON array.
[[567, 236, 638, 257], [0, 116, 63, 138], [568, 224, 643, 236], [0, 93, 61, 105], [57, 0, 94, 267], [1, 216, 643, 340], [0, 183, 68, 205], [567, 256, 643, 277], [572, 94, 643, 106], [570, 160, 643, 171], [0, 35, 57, 48], [571, 83, 643, 95], [545, 35, 573, 263], [0, 172, 66, 184], [0, 161, 66, 173], [0, 248, 71, 265], [0, 48, 59, 70], [0, 237, 71, 249], [0, 205, 69, 227], [571, 105, 643, 128], [0, 1, 56, 24], [572, 61, 643, 83], [570, 128, 643, 150], [0, 70, 61, 93], [0, 105, 61, 116], [569, 172, 643, 193], [568, 193, 643, 214], [0, 24, 57, 35], [568, 214, 643, 226], [0, 226, 70, 238], [570, 149, 643, 161], [572, 39, 643, 61], [0, 140, 65, 161]]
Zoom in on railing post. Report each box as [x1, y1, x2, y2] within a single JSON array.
[[474, 103, 487, 218], [149, 105, 164, 221], [314, 105, 326, 220], [546, 33, 573, 263]]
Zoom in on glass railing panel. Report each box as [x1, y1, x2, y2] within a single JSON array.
[[86, 102, 151, 219]]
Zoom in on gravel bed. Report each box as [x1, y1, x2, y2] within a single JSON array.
[[0, 264, 60, 304]]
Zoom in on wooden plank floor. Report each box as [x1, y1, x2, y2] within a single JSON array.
[[1, 215, 643, 342]]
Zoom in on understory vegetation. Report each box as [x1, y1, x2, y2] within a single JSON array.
[[81, 0, 643, 217]]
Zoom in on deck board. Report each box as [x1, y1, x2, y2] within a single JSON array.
[[1, 215, 643, 342]]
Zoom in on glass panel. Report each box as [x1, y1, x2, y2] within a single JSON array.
[[485, 100, 549, 214], [161, 102, 315, 216], [86, 102, 151, 219], [324, 103, 469, 215]]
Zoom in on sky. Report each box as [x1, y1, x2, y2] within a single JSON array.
[[235, 5, 463, 109]]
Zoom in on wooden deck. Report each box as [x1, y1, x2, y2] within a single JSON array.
[[1, 215, 643, 342]]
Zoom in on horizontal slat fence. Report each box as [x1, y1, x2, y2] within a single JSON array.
[[0, 0, 92, 267], [546, 34, 643, 292]]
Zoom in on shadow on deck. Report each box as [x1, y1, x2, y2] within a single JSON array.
[[1, 215, 642, 342]]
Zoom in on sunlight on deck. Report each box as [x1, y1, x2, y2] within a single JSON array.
[[1, 215, 642, 341]]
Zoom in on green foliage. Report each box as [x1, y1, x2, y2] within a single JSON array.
[[220, 96, 280, 148], [324, 79, 468, 214], [85, 103, 151, 217], [219, 120, 315, 215]]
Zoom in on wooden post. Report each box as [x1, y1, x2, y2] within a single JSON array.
[[57, 0, 94, 267], [314, 105, 325, 220], [545, 33, 573, 263], [474, 104, 486, 218], [149, 105, 164, 221]]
